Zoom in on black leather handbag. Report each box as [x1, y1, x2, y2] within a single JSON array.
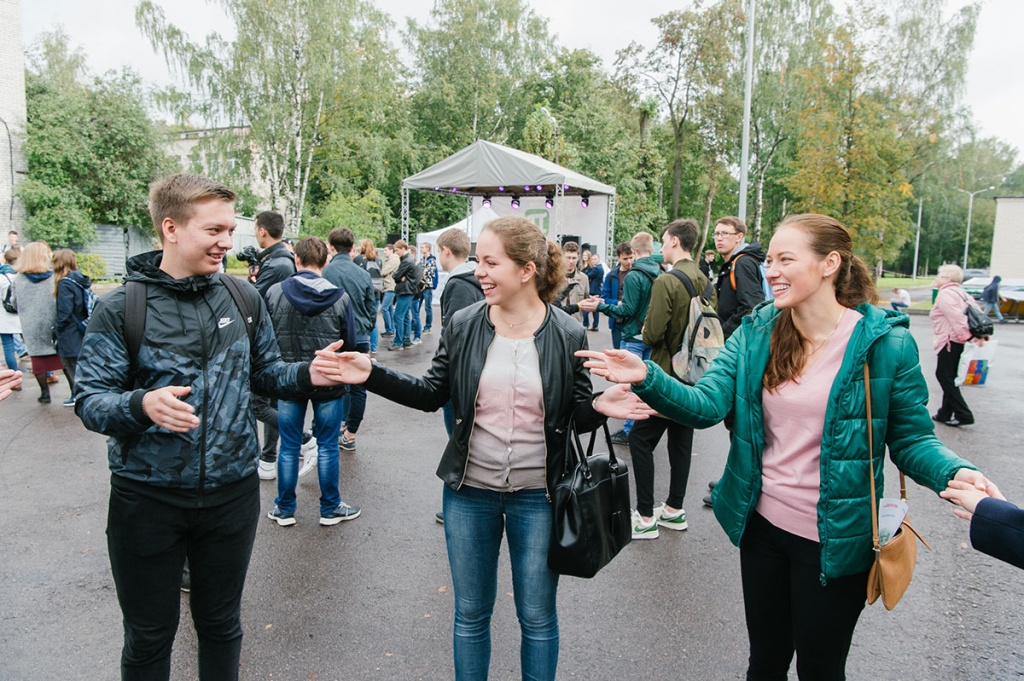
[[548, 417, 632, 578]]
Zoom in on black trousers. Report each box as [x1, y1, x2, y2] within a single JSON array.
[[252, 394, 279, 462], [740, 513, 868, 681], [935, 342, 974, 422], [106, 485, 260, 680], [627, 415, 694, 518]]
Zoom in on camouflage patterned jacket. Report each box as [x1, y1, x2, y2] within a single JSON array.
[[74, 251, 316, 508]]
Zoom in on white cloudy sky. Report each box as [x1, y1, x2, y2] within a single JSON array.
[[20, 0, 1024, 158]]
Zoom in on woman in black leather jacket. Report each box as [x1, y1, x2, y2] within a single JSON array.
[[314, 216, 651, 680]]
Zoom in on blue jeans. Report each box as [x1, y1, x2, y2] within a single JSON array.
[[394, 294, 414, 346], [610, 325, 622, 350], [381, 291, 396, 334], [443, 485, 559, 681], [370, 300, 380, 352], [620, 340, 651, 435], [1, 333, 17, 370], [276, 397, 346, 515], [342, 341, 370, 433], [411, 297, 423, 340], [581, 310, 600, 328], [421, 288, 434, 330], [982, 301, 1004, 321], [13, 334, 26, 357]]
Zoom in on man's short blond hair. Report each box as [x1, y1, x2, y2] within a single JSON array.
[[436, 229, 471, 259], [630, 232, 654, 256], [149, 174, 236, 243]]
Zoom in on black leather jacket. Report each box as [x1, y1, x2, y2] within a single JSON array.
[[363, 301, 605, 494]]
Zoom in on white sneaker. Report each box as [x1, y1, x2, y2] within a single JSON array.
[[654, 504, 688, 531], [301, 433, 317, 455], [298, 450, 318, 478], [258, 459, 276, 480], [631, 509, 659, 540]]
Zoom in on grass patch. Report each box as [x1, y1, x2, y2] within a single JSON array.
[[877, 276, 932, 289]]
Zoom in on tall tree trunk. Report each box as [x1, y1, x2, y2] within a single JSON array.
[[702, 168, 718, 238], [671, 123, 684, 220]]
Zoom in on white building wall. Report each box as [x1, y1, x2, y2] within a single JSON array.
[[0, 0, 27, 237], [990, 197, 1024, 279]]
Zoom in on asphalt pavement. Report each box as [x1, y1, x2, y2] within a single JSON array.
[[2, 313, 1023, 680]]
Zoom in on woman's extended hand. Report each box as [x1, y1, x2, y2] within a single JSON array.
[[953, 467, 1004, 501], [940, 480, 993, 520], [312, 343, 372, 385], [0, 369, 23, 401], [593, 384, 658, 420], [575, 348, 649, 385]]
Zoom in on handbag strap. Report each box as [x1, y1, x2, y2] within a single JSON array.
[[866, 363, 909, 554], [566, 413, 619, 479]]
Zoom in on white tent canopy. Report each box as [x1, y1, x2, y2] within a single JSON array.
[[400, 140, 616, 255], [415, 204, 501, 305]]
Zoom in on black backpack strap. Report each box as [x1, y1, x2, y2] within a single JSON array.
[[219, 274, 257, 346], [124, 281, 148, 370], [668, 268, 714, 303]]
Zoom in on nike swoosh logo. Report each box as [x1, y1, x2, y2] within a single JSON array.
[[218, 317, 235, 329]]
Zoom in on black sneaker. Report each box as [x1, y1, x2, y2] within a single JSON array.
[[435, 511, 444, 525], [268, 507, 297, 527], [609, 429, 629, 446], [944, 417, 974, 427], [386, 343, 404, 352], [708, 480, 718, 491], [703, 494, 714, 508]]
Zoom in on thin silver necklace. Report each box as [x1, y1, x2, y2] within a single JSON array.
[[805, 308, 846, 357], [500, 306, 541, 329]]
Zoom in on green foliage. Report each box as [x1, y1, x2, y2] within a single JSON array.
[[76, 253, 108, 281], [305, 189, 389, 244], [19, 30, 169, 247]]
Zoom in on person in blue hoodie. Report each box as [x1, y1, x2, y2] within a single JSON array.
[[264, 236, 359, 527]]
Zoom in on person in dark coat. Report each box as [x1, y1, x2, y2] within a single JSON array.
[[53, 248, 93, 406], [980, 275, 1005, 322]]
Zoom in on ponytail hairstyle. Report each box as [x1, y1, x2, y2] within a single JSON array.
[[482, 216, 566, 304], [52, 248, 78, 299], [763, 214, 878, 391]]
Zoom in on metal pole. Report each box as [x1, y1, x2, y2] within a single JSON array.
[[738, 0, 756, 221], [958, 186, 995, 269], [913, 196, 923, 279]]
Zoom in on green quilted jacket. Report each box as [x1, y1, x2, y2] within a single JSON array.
[[632, 302, 977, 583]]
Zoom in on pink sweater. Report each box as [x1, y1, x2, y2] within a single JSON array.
[[930, 282, 974, 353], [757, 308, 861, 542]]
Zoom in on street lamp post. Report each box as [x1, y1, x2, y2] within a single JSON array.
[[957, 185, 995, 270]]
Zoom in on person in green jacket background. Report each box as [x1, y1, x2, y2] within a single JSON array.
[[579, 213, 1002, 680]]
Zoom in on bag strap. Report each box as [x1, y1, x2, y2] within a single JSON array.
[[124, 281, 148, 370], [219, 273, 257, 345], [866, 364, 881, 554], [565, 412, 619, 479]]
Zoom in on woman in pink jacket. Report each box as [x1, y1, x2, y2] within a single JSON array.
[[930, 263, 980, 426]]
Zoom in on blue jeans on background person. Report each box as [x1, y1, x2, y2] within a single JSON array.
[[1, 334, 17, 370], [581, 310, 600, 329], [393, 294, 414, 346], [13, 333, 26, 357], [620, 340, 651, 436], [411, 297, 423, 341], [982, 301, 1005, 321], [890, 301, 908, 312], [106, 483, 259, 680], [381, 291, 396, 335], [443, 485, 559, 681], [422, 288, 434, 331], [610, 324, 622, 350], [370, 300, 380, 352], [276, 397, 346, 516]]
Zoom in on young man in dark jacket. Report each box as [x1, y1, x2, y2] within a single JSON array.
[[252, 211, 298, 479], [631, 219, 715, 539], [388, 240, 419, 350], [73, 174, 345, 680], [713, 215, 767, 340], [322, 227, 375, 451], [265, 236, 359, 527], [583, 252, 605, 330]]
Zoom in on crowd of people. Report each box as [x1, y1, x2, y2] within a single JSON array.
[[3, 171, 1023, 681]]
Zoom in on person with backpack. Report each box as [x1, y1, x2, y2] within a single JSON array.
[[714, 216, 768, 339], [417, 242, 439, 334], [0, 250, 24, 375], [53, 248, 94, 406], [930, 264, 981, 427], [628, 219, 717, 539], [73, 174, 347, 680]]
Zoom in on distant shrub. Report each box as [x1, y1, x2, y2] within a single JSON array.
[[77, 253, 108, 281]]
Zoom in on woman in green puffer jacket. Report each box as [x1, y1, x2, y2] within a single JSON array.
[[580, 214, 1002, 680]]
